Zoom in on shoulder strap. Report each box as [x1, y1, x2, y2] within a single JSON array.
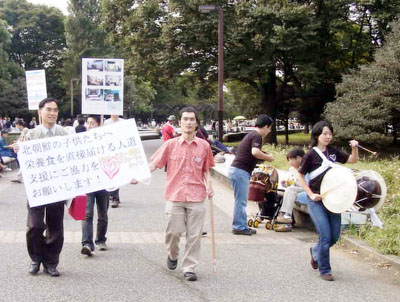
[[309, 147, 332, 180], [309, 147, 349, 180]]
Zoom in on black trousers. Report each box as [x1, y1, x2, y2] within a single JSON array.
[[108, 189, 120, 201], [26, 201, 64, 268]]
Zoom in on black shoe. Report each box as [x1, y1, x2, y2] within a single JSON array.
[[232, 228, 256, 236], [183, 272, 197, 281], [202, 231, 207, 236], [43, 266, 60, 277], [81, 245, 93, 256], [111, 199, 120, 208], [28, 261, 40, 275], [248, 228, 256, 234], [167, 256, 178, 270]]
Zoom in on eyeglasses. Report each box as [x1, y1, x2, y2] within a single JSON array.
[[43, 108, 59, 113]]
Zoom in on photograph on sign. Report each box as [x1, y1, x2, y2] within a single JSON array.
[[82, 58, 124, 115], [25, 70, 47, 110], [18, 119, 150, 207]]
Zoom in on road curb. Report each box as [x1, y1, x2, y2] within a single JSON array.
[[341, 236, 400, 272], [139, 133, 159, 140]]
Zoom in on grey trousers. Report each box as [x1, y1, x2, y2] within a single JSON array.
[[164, 201, 205, 273]]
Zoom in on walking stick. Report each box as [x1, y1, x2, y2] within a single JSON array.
[[208, 197, 217, 273]]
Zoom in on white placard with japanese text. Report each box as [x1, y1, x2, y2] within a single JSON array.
[[81, 58, 124, 115], [19, 119, 150, 207], [26, 69, 47, 110]]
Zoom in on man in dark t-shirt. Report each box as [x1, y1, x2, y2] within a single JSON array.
[[229, 115, 274, 235]]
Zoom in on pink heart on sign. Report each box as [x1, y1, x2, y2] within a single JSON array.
[[100, 156, 120, 179]]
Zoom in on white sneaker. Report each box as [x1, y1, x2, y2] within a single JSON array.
[[276, 213, 292, 224], [81, 245, 93, 256], [97, 242, 108, 251]]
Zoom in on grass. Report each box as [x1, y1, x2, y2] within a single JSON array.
[[277, 132, 310, 145], [225, 132, 310, 147]]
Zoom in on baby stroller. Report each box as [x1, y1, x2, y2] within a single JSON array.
[[247, 164, 283, 230]]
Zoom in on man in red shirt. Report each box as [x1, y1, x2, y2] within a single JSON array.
[[150, 107, 214, 282], [161, 115, 178, 141]]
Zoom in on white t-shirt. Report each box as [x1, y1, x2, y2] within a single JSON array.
[[104, 117, 124, 126]]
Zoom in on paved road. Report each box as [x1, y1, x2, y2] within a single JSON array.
[[0, 139, 399, 302]]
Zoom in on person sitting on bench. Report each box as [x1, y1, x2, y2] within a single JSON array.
[[276, 147, 305, 225]]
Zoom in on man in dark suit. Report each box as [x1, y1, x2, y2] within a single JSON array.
[[16, 98, 68, 277]]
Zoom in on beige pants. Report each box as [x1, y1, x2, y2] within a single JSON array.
[[165, 201, 205, 273], [280, 186, 304, 214]]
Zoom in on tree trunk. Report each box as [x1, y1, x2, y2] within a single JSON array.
[[285, 118, 289, 145], [260, 68, 278, 144], [304, 123, 310, 134]]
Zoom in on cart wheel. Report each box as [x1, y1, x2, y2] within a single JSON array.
[[254, 220, 259, 228], [272, 223, 278, 230], [265, 222, 272, 230], [248, 219, 253, 227]]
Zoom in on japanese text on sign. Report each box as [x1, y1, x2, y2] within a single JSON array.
[[19, 119, 151, 207]]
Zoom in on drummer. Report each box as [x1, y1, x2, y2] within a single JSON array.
[[298, 121, 359, 281]]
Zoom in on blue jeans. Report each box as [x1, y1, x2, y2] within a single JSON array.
[[307, 197, 341, 275], [229, 166, 251, 231], [82, 190, 109, 250]]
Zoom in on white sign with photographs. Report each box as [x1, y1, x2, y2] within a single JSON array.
[[19, 119, 151, 207], [81, 58, 124, 115], [26, 69, 47, 110]]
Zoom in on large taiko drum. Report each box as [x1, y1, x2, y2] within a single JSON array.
[[320, 168, 387, 213], [248, 164, 278, 202]]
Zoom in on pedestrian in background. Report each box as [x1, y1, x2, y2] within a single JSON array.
[[10, 120, 29, 183], [81, 115, 111, 256], [229, 115, 274, 236], [104, 115, 125, 208], [161, 115, 178, 142]]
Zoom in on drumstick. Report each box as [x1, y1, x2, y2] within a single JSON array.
[[208, 197, 217, 273], [357, 145, 378, 157], [320, 182, 346, 198]]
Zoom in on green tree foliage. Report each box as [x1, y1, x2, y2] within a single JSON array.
[[101, 0, 399, 141], [0, 0, 66, 100], [101, 0, 322, 139], [0, 77, 30, 118], [63, 0, 111, 116], [0, 21, 21, 79], [325, 20, 400, 146], [0, 20, 23, 87], [124, 75, 155, 117], [224, 80, 260, 118], [295, 0, 399, 127], [64, 0, 156, 118], [0, 19, 25, 117]]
